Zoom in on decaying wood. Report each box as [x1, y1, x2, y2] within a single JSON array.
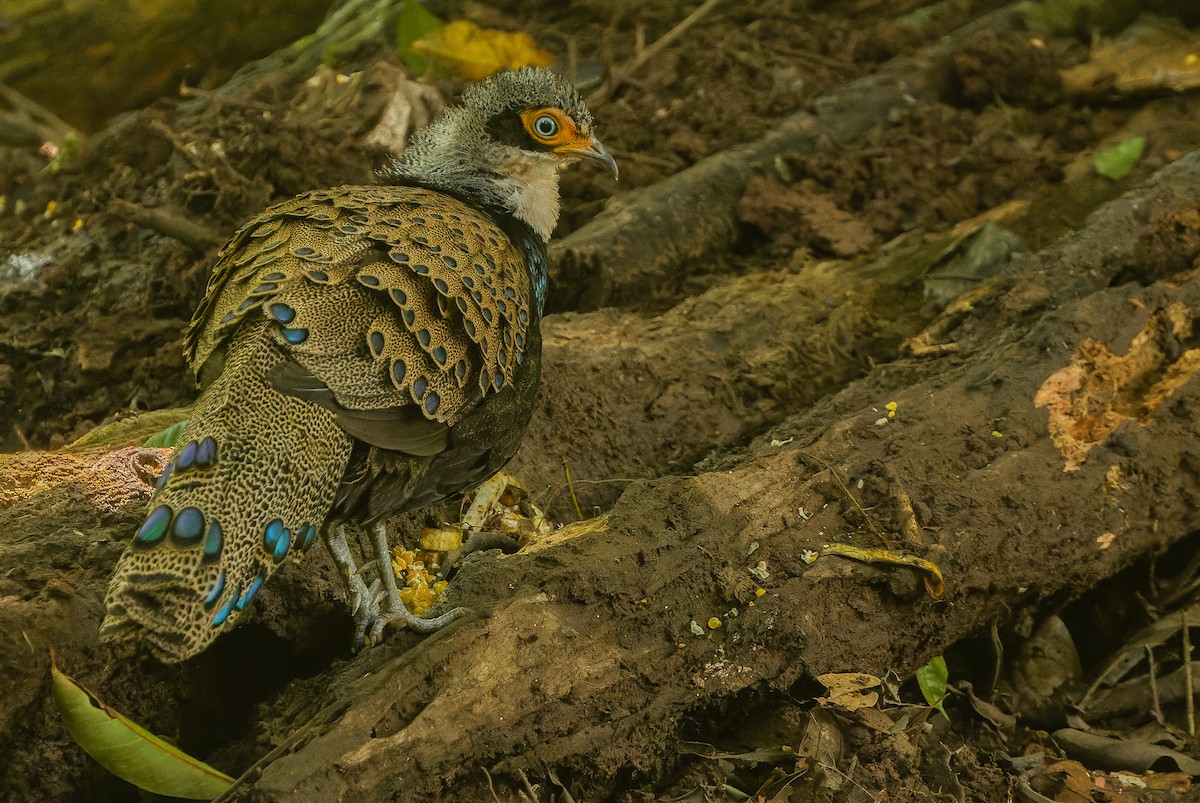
[[221, 149, 1200, 801], [551, 4, 1025, 311], [5, 147, 1200, 799]]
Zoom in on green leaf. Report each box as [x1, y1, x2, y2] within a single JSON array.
[[396, 0, 443, 74], [51, 655, 234, 799], [144, 419, 189, 448], [916, 655, 949, 720], [1093, 136, 1145, 180]]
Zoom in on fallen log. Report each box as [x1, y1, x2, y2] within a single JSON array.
[[4, 145, 1199, 799]]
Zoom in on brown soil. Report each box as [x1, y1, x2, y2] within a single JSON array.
[[4, 1, 1200, 801]]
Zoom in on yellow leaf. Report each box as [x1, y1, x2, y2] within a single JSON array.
[[50, 654, 234, 799], [411, 20, 554, 81], [817, 542, 945, 599]]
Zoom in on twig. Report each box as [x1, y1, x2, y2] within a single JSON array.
[[890, 478, 923, 548], [799, 450, 895, 547], [0, 84, 79, 146], [563, 460, 584, 521], [1146, 645, 1165, 726], [1184, 612, 1195, 736], [12, 424, 31, 451], [516, 768, 539, 800], [588, 0, 724, 105], [544, 762, 578, 803], [110, 199, 224, 251], [989, 620, 1004, 695], [482, 766, 502, 803]]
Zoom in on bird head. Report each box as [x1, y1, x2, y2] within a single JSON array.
[[384, 67, 617, 241]]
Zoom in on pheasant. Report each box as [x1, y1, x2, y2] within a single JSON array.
[[100, 68, 617, 663]]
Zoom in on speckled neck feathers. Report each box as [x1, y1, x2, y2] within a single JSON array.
[[382, 68, 592, 242]]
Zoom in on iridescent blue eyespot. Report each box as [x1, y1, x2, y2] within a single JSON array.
[[172, 507, 205, 543], [264, 519, 285, 552], [136, 506, 172, 546], [272, 528, 291, 562], [236, 575, 265, 610], [281, 327, 309, 344], [212, 587, 240, 626], [300, 524, 318, 551], [424, 392, 440, 415], [391, 360, 406, 385], [195, 436, 217, 467], [203, 569, 226, 608], [431, 347, 447, 366], [391, 288, 407, 305], [416, 329, 431, 347], [269, 303, 296, 323], [154, 461, 173, 493], [413, 376, 428, 398], [369, 331, 385, 356], [176, 441, 198, 471], [203, 520, 223, 562]]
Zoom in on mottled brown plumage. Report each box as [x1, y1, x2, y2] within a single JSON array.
[[101, 68, 616, 662]]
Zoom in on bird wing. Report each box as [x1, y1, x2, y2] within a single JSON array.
[[185, 185, 536, 455]]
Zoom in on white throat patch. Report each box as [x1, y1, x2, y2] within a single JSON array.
[[494, 151, 563, 241]]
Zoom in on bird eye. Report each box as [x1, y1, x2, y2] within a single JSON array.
[[533, 114, 558, 138]]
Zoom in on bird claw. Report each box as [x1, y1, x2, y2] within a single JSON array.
[[367, 599, 468, 646], [327, 521, 467, 653]]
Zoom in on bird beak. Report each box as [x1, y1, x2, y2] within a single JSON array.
[[558, 136, 619, 180]]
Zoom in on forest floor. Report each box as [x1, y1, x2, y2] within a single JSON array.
[[4, 0, 1200, 800]]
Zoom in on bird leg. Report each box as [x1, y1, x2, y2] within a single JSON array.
[[323, 522, 381, 647], [366, 520, 466, 645]]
